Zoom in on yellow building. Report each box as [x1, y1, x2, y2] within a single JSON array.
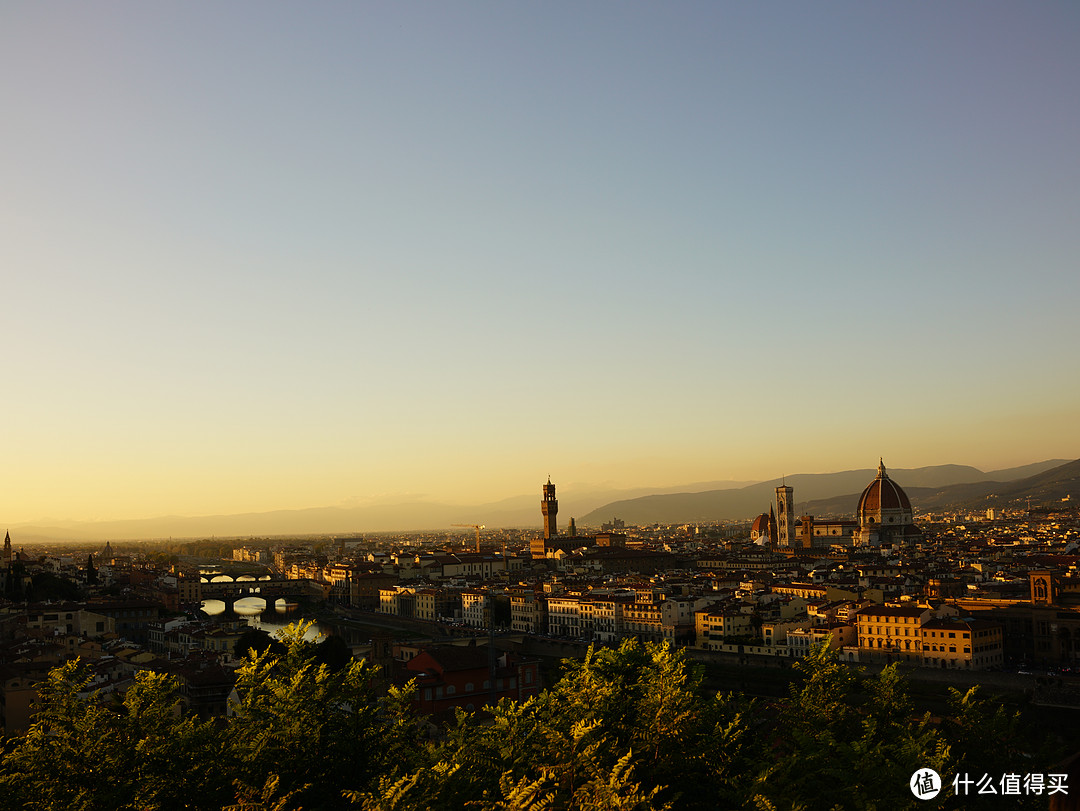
[[623, 599, 664, 643], [509, 588, 547, 634], [695, 607, 753, 651], [920, 617, 1004, 670], [855, 605, 932, 663], [856, 605, 1005, 670]]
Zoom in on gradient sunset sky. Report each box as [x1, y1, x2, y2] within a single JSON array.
[[3, 3, 1078, 525]]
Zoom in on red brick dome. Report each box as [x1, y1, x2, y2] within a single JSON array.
[[857, 460, 914, 530], [858, 461, 912, 513]]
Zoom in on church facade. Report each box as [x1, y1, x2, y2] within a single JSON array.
[[752, 461, 922, 550]]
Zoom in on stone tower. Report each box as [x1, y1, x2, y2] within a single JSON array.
[[775, 485, 795, 547], [541, 478, 558, 540]]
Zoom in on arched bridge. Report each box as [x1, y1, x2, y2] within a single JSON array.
[[199, 578, 321, 611]]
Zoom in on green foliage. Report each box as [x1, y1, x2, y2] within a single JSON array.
[[391, 640, 750, 811], [311, 632, 354, 671], [227, 621, 404, 809], [0, 660, 230, 810], [223, 774, 306, 811], [343, 762, 462, 811], [28, 571, 83, 602], [937, 686, 1050, 810], [0, 633, 1064, 811], [751, 647, 954, 811], [233, 628, 284, 660]]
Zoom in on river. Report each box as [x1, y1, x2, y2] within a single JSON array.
[[199, 597, 409, 647], [200, 597, 331, 641]]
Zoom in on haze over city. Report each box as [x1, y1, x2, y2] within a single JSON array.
[[3, 3, 1078, 527]]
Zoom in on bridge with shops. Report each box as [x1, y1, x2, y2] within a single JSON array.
[[198, 577, 322, 611]]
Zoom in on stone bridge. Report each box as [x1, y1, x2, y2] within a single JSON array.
[[199, 578, 321, 611]]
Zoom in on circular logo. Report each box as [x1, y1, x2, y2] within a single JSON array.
[[910, 769, 941, 800]]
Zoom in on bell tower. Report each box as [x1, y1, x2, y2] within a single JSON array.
[[541, 478, 558, 540], [775, 485, 795, 547]]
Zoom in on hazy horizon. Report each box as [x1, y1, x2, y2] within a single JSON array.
[[4, 4, 1078, 526], [6, 456, 1071, 543]]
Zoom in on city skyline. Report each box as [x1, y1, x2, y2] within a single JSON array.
[[3, 3, 1078, 525]]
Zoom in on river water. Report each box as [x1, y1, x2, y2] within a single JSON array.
[[200, 597, 330, 641], [197, 576, 415, 646]]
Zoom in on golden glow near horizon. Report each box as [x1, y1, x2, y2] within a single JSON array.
[[3, 5, 1079, 527]]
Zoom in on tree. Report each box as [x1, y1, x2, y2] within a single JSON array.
[[0, 660, 230, 810], [311, 633, 354, 671], [751, 646, 950, 811], [364, 640, 753, 811], [233, 628, 284, 660], [28, 571, 82, 602], [228, 621, 421, 809], [0, 630, 1065, 811]]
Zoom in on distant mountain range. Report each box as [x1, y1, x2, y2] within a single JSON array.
[[6, 479, 756, 542], [804, 458, 1080, 518], [8, 460, 1074, 542], [577, 459, 1075, 527]]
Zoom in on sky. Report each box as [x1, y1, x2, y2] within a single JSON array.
[[2, 2, 1079, 525]]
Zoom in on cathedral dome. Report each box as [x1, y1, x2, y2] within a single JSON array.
[[750, 513, 771, 536], [858, 461, 911, 513], [857, 460, 914, 533]]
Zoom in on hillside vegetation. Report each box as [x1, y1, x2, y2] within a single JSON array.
[[0, 624, 1065, 810]]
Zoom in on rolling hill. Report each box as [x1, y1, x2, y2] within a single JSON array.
[[10, 460, 1072, 541], [578, 459, 1074, 526]]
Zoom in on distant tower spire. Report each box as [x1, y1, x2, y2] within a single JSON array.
[[3, 531, 10, 567], [541, 479, 559, 540]]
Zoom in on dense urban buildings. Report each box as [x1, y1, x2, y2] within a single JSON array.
[[3, 462, 1080, 738]]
